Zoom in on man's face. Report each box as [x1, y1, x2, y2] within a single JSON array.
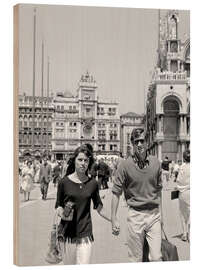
[[43, 158, 47, 165], [178, 160, 182, 166], [133, 139, 146, 153], [132, 138, 147, 161]]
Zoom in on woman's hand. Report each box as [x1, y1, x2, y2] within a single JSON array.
[[56, 207, 64, 218], [112, 219, 120, 236]]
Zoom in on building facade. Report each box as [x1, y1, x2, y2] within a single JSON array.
[[120, 112, 144, 158], [146, 10, 190, 162], [52, 71, 120, 159], [18, 94, 54, 158]]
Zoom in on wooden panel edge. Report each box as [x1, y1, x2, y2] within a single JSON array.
[[13, 3, 19, 266]]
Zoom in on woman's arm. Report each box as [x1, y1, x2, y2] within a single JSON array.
[[96, 204, 111, 222]]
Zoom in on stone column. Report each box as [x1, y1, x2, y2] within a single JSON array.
[[183, 115, 187, 135], [167, 60, 171, 72], [178, 60, 181, 71], [158, 142, 162, 162], [181, 142, 185, 161], [179, 115, 184, 135], [187, 117, 190, 136], [160, 115, 164, 134], [157, 114, 163, 136], [157, 116, 159, 133]]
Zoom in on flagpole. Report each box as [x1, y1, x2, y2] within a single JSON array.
[[46, 57, 50, 155], [41, 41, 44, 152], [32, 8, 36, 153]]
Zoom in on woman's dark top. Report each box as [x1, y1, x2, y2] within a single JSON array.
[[55, 176, 103, 242]]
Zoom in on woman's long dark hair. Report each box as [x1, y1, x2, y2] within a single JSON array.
[[66, 145, 94, 176], [183, 149, 190, 163]]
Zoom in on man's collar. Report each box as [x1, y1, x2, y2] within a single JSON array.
[[132, 155, 150, 168], [132, 154, 149, 163]]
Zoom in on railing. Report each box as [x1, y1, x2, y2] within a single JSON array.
[[154, 71, 187, 82], [167, 52, 181, 59]]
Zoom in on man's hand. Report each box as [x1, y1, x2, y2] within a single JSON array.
[[112, 219, 120, 236]]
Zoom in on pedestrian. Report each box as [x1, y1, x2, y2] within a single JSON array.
[[55, 145, 111, 265], [111, 128, 163, 262], [61, 156, 70, 178], [21, 160, 35, 201], [161, 156, 170, 187], [39, 156, 52, 200], [97, 158, 110, 190], [173, 160, 182, 182], [53, 161, 62, 187], [176, 150, 190, 241], [33, 158, 41, 183]]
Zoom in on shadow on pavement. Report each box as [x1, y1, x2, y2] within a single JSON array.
[[43, 197, 56, 201]]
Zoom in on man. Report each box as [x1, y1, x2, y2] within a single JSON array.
[[161, 156, 171, 184], [39, 156, 52, 200], [53, 161, 62, 187], [61, 156, 70, 178], [97, 158, 110, 190], [173, 159, 182, 182], [111, 128, 162, 262]]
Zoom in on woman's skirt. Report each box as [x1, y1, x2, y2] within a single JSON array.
[[21, 175, 35, 192]]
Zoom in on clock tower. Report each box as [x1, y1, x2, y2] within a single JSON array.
[[77, 71, 98, 142]]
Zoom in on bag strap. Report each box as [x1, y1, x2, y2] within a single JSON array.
[[160, 189, 169, 242]]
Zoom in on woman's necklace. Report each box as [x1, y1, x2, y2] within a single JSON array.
[[69, 173, 87, 189]]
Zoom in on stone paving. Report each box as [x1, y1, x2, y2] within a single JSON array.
[[18, 180, 190, 266]]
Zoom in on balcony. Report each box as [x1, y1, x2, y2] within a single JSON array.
[[167, 52, 181, 59], [153, 71, 187, 82]]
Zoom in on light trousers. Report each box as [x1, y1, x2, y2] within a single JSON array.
[[179, 190, 190, 235], [60, 238, 92, 265], [127, 207, 162, 262]]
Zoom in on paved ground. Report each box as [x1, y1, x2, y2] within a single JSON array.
[[18, 179, 190, 266]]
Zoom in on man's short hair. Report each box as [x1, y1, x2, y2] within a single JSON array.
[[130, 128, 146, 144]]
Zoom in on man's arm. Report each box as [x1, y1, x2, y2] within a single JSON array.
[[111, 192, 121, 235], [39, 166, 42, 183]]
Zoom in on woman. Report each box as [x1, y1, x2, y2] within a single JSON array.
[[21, 160, 35, 201], [33, 159, 41, 183], [176, 150, 190, 241], [55, 145, 111, 265]]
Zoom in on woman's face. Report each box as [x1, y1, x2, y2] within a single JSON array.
[[75, 152, 89, 174]]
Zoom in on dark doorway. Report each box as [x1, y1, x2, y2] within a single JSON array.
[[163, 98, 180, 162]]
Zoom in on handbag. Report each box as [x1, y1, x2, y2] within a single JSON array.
[[171, 190, 179, 200], [142, 227, 179, 262], [161, 227, 179, 261], [45, 212, 62, 264], [143, 191, 179, 262], [57, 201, 75, 242]]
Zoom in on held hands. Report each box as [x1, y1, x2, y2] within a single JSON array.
[[112, 219, 120, 236], [56, 207, 64, 218]]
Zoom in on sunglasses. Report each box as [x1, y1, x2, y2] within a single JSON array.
[[133, 139, 145, 145]]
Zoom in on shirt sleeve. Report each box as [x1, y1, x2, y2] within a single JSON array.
[[55, 180, 64, 209], [91, 182, 103, 209], [112, 161, 126, 195], [157, 163, 163, 191], [176, 166, 185, 189]]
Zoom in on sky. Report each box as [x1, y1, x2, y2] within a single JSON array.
[[18, 4, 190, 115]]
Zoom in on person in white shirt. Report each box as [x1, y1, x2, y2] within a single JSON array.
[[173, 160, 182, 182], [176, 150, 190, 241]]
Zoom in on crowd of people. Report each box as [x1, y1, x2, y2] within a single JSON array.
[[18, 128, 190, 264]]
